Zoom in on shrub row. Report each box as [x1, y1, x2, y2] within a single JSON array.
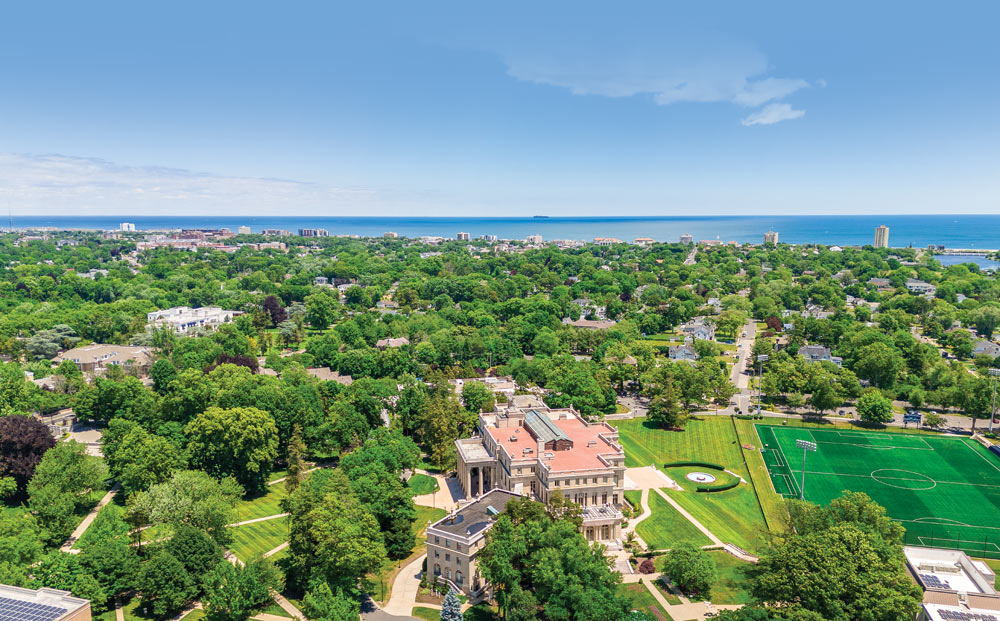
[[696, 480, 740, 493], [664, 461, 724, 471]]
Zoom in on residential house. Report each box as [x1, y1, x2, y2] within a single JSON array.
[[679, 318, 715, 342], [668, 344, 699, 361], [375, 337, 410, 349], [798, 345, 843, 367], [973, 340, 1000, 358], [562, 318, 617, 330], [906, 279, 937, 296]]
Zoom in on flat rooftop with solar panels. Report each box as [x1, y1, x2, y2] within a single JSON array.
[[905, 546, 997, 597], [0, 584, 91, 621]]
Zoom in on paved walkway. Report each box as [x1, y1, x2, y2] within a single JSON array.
[[228, 512, 289, 527], [61, 483, 120, 553], [411, 470, 464, 512], [263, 541, 289, 558], [383, 553, 426, 616]]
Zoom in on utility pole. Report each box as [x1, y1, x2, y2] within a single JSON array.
[[796, 439, 817, 500], [990, 369, 1000, 433]]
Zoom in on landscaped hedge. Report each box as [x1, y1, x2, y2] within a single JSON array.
[[664, 461, 725, 471], [696, 480, 740, 493]]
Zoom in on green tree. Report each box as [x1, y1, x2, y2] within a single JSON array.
[[807, 379, 841, 416], [186, 407, 279, 494], [150, 358, 179, 393], [305, 290, 339, 331], [662, 543, 716, 597], [460, 380, 495, 413], [646, 384, 686, 429], [285, 469, 386, 591], [923, 411, 945, 428], [166, 524, 224, 579], [302, 581, 360, 621], [137, 551, 197, 618], [104, 423, 187, 495], [856, 390, 894, 425], [202, 558, 280, 621], [285, 424, 307, 495], [441, 587, 462, 621], [28, 441, 107, 543], [126, 470, 243, 545]]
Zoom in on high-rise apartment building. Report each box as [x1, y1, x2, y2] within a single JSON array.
[[119, 222, 135, 232], [525, 234, 543, 244], [874, 225, 889, 248], [238, 225, 251, 235], [680, 233, 693, 245], [298, 228, 329, 237], [456, 232, 470, 241], [764, 230, 779, 244]]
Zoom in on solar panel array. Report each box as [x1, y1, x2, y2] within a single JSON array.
[[937, 610, 999, 621], [0, 596, 68, 621], [921, 573, 952, 589]]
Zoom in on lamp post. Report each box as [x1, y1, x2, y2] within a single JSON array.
[[795, 439, 817, 500], [990, 368, 1000, 433], [756, 355, 769, 416]]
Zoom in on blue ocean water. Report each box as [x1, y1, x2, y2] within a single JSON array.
[[10, 215, 1000, 249]]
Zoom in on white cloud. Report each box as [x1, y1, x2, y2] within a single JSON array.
[[740, 103, 805, 126], [502, 42, 810, 110], [0, 153, 376, 215]]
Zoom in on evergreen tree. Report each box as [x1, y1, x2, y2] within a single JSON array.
[[285, 424, 306, 494], [440, 587, 462, 621]]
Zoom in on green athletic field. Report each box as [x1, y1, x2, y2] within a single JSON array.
[[756, 424, 1000, 558]]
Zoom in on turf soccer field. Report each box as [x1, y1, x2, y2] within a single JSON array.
[[757, 424, 1000, 557]]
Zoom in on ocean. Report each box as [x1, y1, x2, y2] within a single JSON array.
[[10, 215, 1000, 250]]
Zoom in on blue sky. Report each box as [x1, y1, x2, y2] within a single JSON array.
[[2, 1, 998, 216]]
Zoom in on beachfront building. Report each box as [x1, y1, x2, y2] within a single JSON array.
[[454, 398, 625, 544], [680, 233, 693, 245], [456, 232, 470, 241], [238, 225, 251, 234], [147, 306, 241, 334], [764, 230, 779, 244], [525, 234, 543, 244], [119, 222, 135, 232], [298, 228, 329, 237], [874, 225, 890, 248], [0, 584, 92, 620]]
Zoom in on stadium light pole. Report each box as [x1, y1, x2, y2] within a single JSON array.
[[795, 439, 817, 500], [990, 368, 1000, 433], [757, 355, 769, 416]]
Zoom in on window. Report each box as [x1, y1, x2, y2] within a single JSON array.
[[434, 550, 440, 558], [602, 493, 607, 504], [457, 544, 462, 552], [457, 571, 464, 586], [446, 553, 451, 562], [434, 564, 441, 576], [445, 539, 451, 548], [434, 536, 439, 544], [592, 477, 598, 484]]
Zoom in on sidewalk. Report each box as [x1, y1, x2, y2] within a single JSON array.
[[61, 483, 120, 553]]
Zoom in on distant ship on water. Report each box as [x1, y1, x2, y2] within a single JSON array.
[[533, 215, 549, 219]]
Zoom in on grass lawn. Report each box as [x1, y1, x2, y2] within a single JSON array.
[[463, 603, 500, 621], [624, 489, 642, 512], [234, 484, 288, 522], [412, 606, 440, 620], [707, 550, 753, 604], [416, 455, 445, 474], [613, 417, 769, 552], [732, 418, 789, 532], [616, 403, 631, 414], [228, 516, 289, 562], [637, 491, 712, 551], [414, 505, 448, 535], [268, 468, 289, 482], [407, 473, 439, 496], [757, 423, 1000, 557], [256, 602, 292, 618], [182, 610, 205, 620], [619, 582, 673, 620]]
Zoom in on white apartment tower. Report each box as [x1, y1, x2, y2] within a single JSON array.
[[874, 225, 890, 248]]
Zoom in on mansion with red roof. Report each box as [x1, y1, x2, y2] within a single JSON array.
[[455, 395, 625, 542]]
